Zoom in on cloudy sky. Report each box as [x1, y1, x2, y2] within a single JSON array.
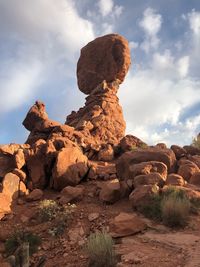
[[0, 0, 200, 146]]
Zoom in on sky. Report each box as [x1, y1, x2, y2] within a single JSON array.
[[0, 0, 200, 146]]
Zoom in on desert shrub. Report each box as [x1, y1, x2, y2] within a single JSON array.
[[5, 228, 41, 257], [38, 199, 59, 222], [139, 193, 162, 221], [139, 186, 191, 227], [161, 194, 190, 227], [192, 134, 200, 149], [86, 230, 116, 267], [49, 203, 76, 237]]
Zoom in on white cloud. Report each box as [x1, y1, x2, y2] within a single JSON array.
[[0, 0, 95, 115], [129, 41, 139, 50], [98, 0, 114, 17], [139, 8, 162, 53], [188, 9, 200, 36], [177, 56, 190, 78]]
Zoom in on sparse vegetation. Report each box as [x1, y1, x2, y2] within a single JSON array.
[[86, 230, 116, 267], [5, 228, 41, 265], [38, 199, 59, 222], [161, 194, 190, 227], [38, 200, 76, 236], [140, 186, 191, 227], [192, 134, 200, 149]]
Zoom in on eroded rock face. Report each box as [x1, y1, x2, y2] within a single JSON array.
[[77, 34, 131, 95], [66, 81, 126, 147]]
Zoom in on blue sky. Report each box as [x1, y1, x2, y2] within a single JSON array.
[[0, 0, 200, 146]]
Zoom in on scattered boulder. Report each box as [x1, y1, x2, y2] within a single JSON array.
[[156, 143, 167, 149], [52, 145, 88, 190], [129, 185, 159, 210], [98, 144, 114, 161], [109, 212, 147, 238], [77, 33, 131, 94], [59, 185, 84, 204], [133, 173, 165, 188], [88, 213, 100, 222], [166, 174, 186, 186], [26, 189, 43, 201], [183, 145, 200, 156], [99, 179, 121, 203]]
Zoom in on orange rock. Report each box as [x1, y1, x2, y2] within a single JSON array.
[[110, 212, 147, 238], [2, 172, 20, 200], [59, 185, 84, 204], [77, 34, 131, 94], [0, 193, 11, 220], [166, 173, 186, 186], [26, 189, 43, 201], [52, 146, 88, 190], [119, 134, 147, 152], [133, 173, 165, 188], [99, 179, 121, 203], [178, 159, 199, 181], [190, 172, 200, 186]]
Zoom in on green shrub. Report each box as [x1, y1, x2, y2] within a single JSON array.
[[38, 199, 59, 222], [139, 193, 162, 221], [161, 194, 190, 227], [49, 203, 76, 237], [86, 230, 116, 267], [5, 228, 41, 257], [139, 186, 191, 227]]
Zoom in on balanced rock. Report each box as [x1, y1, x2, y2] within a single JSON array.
[[77, 34, 131, 94]]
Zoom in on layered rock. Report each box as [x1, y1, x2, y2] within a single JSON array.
[[66, 80, 126, 147]]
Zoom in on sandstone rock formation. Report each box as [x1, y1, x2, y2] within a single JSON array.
[[77, 34, 131, 94]]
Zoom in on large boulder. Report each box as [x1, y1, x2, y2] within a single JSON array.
[[116, 148, 176, 180], [129, 185, 159, 210], [119, 135, 147, 153], [23, 100, 48, 131], [133, 173, 165, 188], [77, 34, 131, 94], [0, 193, 11, 220], [183, 145, 200, 156], [59, 185, 84, 204], [109, 212, 147, 238], [52, 145, 88, 190], [170, 145, 186, 159], [178, 159, 199, 182], [116, 158, 168, 181], [190, 172, 200, 186], [99, 179, 121, 203], [166, 174, 186, 186]]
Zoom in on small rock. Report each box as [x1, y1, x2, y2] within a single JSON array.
[[26, 189, 43, 201], [88, 213, 100, 222]]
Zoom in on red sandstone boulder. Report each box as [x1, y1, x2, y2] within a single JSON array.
[[99, 179, 121, 203], [116, 148, 176, 179], [170, 145, 186, 159], [23, 101, 48, 131], [133, 173, 165, 188], [52, 145, 88, 190], [0, 193, 11, 220], [188, 155, 200, 169], [178, 159, 199, 181], [26, 189, 43, 201], [190, 172, 200, 186], [109, 212, 147, 238], [119, 135, 147, 152], [98, 144, 114, 161], [155, 143, 167, 149], [59, 185, 84, 204], [77, 34, 131, 94], [183, 145, 200, 155], [166, 174, 186, 186], [129, 185, 159, 210], [117, 158, 168, 181], [2, 173, 21, 199]]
